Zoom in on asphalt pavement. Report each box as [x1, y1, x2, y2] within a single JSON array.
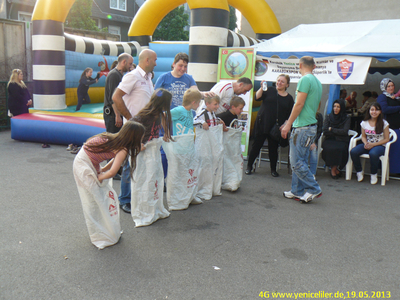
[[1, 129, 399, 300]]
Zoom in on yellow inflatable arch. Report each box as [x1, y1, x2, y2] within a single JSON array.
[[32, 0, 280, 39], [31, 0, 280, 109], [128, 0, 280, 38]]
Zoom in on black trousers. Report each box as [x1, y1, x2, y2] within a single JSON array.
[[247, 133, 280, 172], [103, 108, 122, 134]]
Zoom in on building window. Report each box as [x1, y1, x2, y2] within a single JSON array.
[[110, 0, 126, 11], [18, 12, 32, 22], [108, 25, 121, 36], [92, 18, 102, 29]]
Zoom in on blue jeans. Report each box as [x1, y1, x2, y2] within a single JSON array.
[[290, 126, 321, 196], [119, 160, 131, 205], [350, 144, 385, 174], [309, 146, 318, 176]]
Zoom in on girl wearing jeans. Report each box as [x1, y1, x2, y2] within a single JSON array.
[[350, 103, 390, 185]]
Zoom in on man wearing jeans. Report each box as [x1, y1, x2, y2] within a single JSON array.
[[112, 49, 157, 213], [281, 56, 322, 202]]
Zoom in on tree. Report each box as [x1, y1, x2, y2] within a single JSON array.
[[153, 6, 189, 41], [228, 6, 237, 31], [65, 0, 99, 31]]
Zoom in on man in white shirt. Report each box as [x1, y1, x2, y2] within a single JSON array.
[[210, 77, 253, 114], [112, 49, 157, 213]]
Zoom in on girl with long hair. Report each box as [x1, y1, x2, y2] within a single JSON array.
[[350, 103, 390, 184], [73, 120, 145, 249], [76, 67, 99, 111], [132, 88, 174, 143], [7, 69, 32, 116]]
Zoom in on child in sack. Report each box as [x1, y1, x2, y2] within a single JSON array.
[[72, 120, 145, 249], [171, 88, 202, 135], [193, 95, 223, 129], [132, 88, 174, 144], [217, 96, 245, 131], [130, 88, 174, 226]]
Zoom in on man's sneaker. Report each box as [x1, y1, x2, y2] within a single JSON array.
[[357, 171, 364, 182], [283, 191, 301, 199], [300, 191, 322, 203]]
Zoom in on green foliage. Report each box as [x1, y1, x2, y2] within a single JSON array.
[[229, 6, 237, 31], [65, 0, 99, 31], [153, 6, 189, 41]]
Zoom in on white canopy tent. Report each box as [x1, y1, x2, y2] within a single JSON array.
[[251, 19, 400, 114], [253, 19, 400, 63]]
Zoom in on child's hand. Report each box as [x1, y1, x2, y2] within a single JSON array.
[[98, 173, 104, 183], [392, 95, 396, 99], [140, 143, 146, 151], [163, 135, 170, 142], [202, 123, 209, 130], [310, 143, 316, 151]]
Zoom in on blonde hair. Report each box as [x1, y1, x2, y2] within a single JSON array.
[[8, 69, 27, 88], [182, 88, 202, 106], [204, 95, 220, 104]]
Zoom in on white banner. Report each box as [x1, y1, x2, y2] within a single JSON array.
[[255, 55, 372, 85]]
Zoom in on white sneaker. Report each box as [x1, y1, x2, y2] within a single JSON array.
[[357, 171, 364, 182], [300, 191, 322, 203], [283, 191, 300, 199], [370, 174, 378, 185]]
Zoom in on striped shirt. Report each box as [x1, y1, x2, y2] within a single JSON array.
[[83, 137, 115, 173]]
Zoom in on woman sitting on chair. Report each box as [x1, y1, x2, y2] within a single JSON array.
[[321, 99, 350, 179], [350, 103, 390, 185]]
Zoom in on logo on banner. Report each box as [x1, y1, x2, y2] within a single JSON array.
[[337, 59, 354, 80], [154, 180, 159, 200], [224, 51, 249, 77]]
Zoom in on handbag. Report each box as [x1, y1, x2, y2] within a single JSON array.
[[269, 91, 289, 147]]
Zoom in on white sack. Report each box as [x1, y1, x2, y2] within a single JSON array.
[[221, 126, 243, 191], [162, 134, 200, 210], [73, 149, 121, 249], [195, 124, 224, 200], [131, 138, 170, 227]]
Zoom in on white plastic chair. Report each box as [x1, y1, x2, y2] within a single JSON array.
[[346, 128, 397, 186], [256, 140, 282, 169], [317, 130, 358, 173]]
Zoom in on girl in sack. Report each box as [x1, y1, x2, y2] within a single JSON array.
[[73, 121, 145, 249], [130, 89, 174, 227]]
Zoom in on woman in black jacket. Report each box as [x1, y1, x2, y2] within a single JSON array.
[[246, 74, 294, 177], [321, 99, 350, 179]]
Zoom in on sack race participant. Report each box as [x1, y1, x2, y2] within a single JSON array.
[[221, 121, 243, 191], [195, 125, 224, 200], [131, 138, 170, 226], [130, 88, 174, 226], [162, 134, 200, 210], [73, 121, 145, 249]]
